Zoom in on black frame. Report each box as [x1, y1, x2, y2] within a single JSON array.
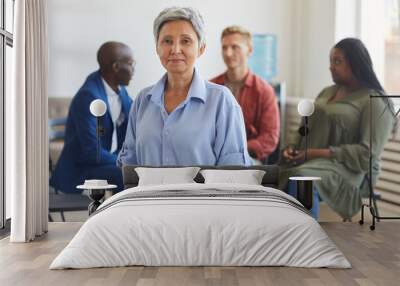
[[0, 0, 14, 230], [360, 95, 400, 230]]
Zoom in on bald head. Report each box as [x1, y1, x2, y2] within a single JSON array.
[[97, 41, 131, 70], [97, 41, 134, 86]]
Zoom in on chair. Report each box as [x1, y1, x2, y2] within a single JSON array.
[[49, 117, 67, 173], [48, 117, 91, 222]]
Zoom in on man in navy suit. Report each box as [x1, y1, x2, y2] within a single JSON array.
[[50, 41, 134, 193]]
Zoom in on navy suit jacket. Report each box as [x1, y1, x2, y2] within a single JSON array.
[[50, 71, 133, 193]]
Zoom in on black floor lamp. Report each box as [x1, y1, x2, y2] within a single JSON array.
[[89, 99, 107, 163], [86, 99, 108, 214], [359, 94, 400, 230], [297, 99, 315, 161]]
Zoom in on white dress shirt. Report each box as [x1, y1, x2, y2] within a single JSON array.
[[102, 78, 122, 153]]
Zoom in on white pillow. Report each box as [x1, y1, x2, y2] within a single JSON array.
[[135, 167, 200, 186], [200, 169, 266, 185]]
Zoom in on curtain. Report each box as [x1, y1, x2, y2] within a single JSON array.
[[6, 0, 48, 242]]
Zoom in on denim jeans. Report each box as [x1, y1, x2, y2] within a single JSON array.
[[286, 180, 320, 219]]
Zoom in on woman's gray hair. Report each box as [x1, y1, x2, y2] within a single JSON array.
[[153, 7, 206, 46]]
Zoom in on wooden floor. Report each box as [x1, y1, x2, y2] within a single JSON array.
[[0, 221, 399, 286]]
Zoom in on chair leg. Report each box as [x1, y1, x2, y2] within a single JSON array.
[[60, 211, 66, 222], [372, 195, 380, 222]]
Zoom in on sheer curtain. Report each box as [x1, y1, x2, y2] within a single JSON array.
[[6, 0, 48, 242]]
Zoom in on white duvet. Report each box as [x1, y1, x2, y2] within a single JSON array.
[[50, 183, 351, 269]]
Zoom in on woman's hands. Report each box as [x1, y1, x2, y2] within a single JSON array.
[[282, 146, 305, 164], [282, 147, 333, 165]]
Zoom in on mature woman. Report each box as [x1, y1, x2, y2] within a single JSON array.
[[279, 38, 396, 220], [117, 7, 250, 166]]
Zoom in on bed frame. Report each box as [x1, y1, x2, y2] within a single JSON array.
[[122, 165, 279, 189], [121, 165, 315, 211], [87, 165, 313, 214]]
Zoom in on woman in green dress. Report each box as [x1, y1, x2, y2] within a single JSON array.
[[279, 38, 396, 220]]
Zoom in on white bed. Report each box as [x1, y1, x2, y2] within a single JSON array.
[[50, 183, 351, 269]]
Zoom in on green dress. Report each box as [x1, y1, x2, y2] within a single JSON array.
[[279, 85, 395, 219]]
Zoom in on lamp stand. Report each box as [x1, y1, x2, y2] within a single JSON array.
[[95, 117, 105, 164], [298, 116, 310, 163], [305, 116, 309, 162], [96, 117, 100, 163]]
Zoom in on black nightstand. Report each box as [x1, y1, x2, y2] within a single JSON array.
[[289, 176, 321, 210]]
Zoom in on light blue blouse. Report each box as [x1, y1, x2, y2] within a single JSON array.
[[117, 69, 251, 166]]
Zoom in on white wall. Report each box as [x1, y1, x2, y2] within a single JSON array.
[[48, 0, 387, 101], [48, 0, 295, 99], [359, 0, 385, 83], [291, 0, 336, 99], [335, 0, 360, 40]]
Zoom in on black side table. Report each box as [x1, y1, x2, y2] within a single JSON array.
[[289, 176, 321, 210], [77, 183, 117, 215]]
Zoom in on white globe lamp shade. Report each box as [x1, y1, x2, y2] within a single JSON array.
[[89, 99, 107, 117], [297, 99, 315, 117]]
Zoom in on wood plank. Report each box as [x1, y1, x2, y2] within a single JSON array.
[[377, 172, 400, 184], [383, 140, 400, 152], [375, 191, 400, 205], [376, 180, 400, 194], [381, 151, 400, 163], [380, 161, 400, 173]]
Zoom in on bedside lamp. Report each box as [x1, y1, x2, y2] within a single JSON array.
[[297, 99, 315, 161], [89, 99, 107, 163]]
